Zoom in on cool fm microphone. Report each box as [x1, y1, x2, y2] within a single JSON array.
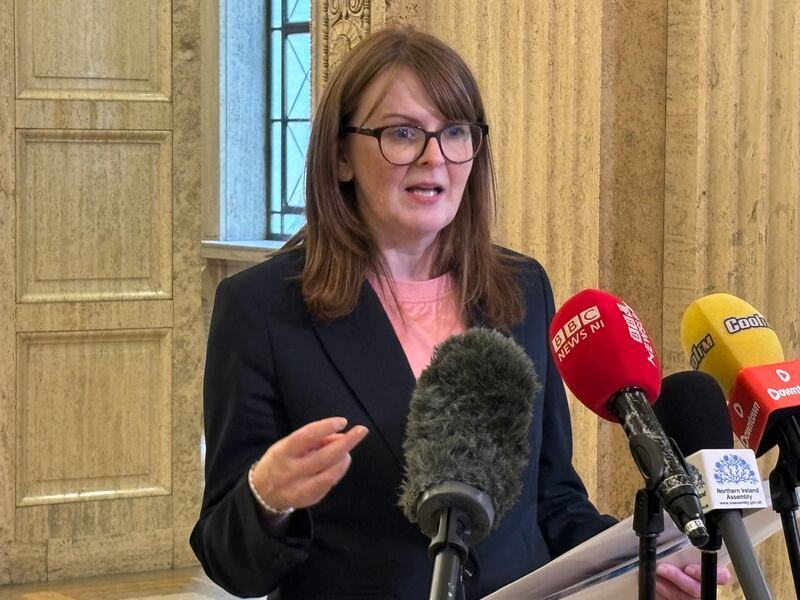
[[681, 293, 800, 456], [549, 289, 708, 548], [653, 371, 772, 600], [399, 327, 538, 600], [682, 293, 800, 595]]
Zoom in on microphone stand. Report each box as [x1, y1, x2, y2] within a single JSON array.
[[417, 482, 494, 600], [633, 487, 662, 600], [428, 507, 468, 600], [699, 519, 722, 600], [771, 416, 800, 598]]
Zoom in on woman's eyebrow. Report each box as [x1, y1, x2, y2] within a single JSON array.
[[372, 112, 424, 123]]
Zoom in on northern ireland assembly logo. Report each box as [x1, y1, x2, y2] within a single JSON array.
[[713, 454, 759, 486], [686, 449, 767, 510]]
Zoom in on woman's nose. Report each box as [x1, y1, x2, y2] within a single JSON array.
[[416, 135, 446, 166]]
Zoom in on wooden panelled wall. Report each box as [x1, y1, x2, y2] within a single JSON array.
[[383, 1, 800, 598], [663, 1, 800, 596], [0, 0, 203, 585]]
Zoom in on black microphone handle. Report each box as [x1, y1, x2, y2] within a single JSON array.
[[429, 544, 462, 600], [610, 389, 709, 547], [427, 506, 469, 600], [715, 511, 773, 600], [700, 550, 718, 600], [700, 517, 722, 600]]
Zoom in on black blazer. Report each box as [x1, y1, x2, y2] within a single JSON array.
[[190, 248, 615, 599]]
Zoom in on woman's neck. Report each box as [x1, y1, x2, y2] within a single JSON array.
[[378, 245, 438, 281]]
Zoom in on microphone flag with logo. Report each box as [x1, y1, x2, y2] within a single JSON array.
[[653, 371, 772, 600]]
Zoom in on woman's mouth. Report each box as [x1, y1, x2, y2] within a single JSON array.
[[406, 186, 444, 199]]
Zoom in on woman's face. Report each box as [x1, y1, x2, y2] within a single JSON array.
[[338, 67, 474, 254]]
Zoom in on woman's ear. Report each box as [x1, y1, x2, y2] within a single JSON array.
[[337, 141, 354, 182]]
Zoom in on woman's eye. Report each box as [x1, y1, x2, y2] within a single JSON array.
[[388, 126, 419, 140], [443, 125, 469, 139]]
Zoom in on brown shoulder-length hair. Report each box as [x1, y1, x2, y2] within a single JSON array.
[[282, 27, 524, 329]]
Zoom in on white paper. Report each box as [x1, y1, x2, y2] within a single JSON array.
[[483, 481, 783, 600]]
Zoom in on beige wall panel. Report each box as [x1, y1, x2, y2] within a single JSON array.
[[200, 0, 220, 240], [599, 0, 667, 340], [594, 0, 669, 517], [0, 0, 16, 546], [15, 0, 171, 101], [16, 330, 172, 506], [765, 0, 800, 355], [16, 301, 173, 333], [663, 0, 708, 370], [16, 130, 172, 303], [46, 529, 172, 582], [663, 111, 703, 369], [16, 100, 172, 131], [666, 0, 800, 596], [3, 0, 205, 583], [16, 496, 172, 542], [412, 2, 604, 294], [0, 542, 47, 586], [171, 0, 204, 568]]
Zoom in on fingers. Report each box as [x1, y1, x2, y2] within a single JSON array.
[[293, 451, 354, 503], [252, 418, 369, 511], [655, 578, 679, 600], [295, 425, 369, 476], [281, 417, 350, 457], [656, 563, 701, 599], [654, 562, 732, 600], [716, 566, 733, 585], [683, 564, 733, 586]]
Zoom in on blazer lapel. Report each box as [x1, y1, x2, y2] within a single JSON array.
[[314, 282, 416, 469]]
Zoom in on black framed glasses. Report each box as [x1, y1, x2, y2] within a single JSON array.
[[342, 123, 489, 165]]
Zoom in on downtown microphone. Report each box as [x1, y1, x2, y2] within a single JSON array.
[[549, 289, 708, 548], [399, 327, 538, 600]]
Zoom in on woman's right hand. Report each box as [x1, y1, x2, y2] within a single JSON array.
[[250, 417, 369, 512]]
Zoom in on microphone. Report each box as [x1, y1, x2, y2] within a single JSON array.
[[680, 293, 800, 456], [399, 327, 538, 600], [682, 293, 800, 595], [549, 289, 709, 548], [653, 371, 772, 600]]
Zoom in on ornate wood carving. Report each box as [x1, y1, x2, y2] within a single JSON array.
[[311, 0, 385, 109]]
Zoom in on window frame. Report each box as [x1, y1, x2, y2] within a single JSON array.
[[267, 3, 311, 241]]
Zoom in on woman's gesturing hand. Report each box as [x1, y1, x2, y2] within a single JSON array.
[[250, 417, 370, 512]]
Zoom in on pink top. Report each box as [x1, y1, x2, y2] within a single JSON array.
[[367, 272, 466, 379]]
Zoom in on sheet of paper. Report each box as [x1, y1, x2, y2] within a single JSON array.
[[483, 482, 783, 600]]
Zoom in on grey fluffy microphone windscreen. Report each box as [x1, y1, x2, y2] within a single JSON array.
[[398, 327, 539, 532]]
